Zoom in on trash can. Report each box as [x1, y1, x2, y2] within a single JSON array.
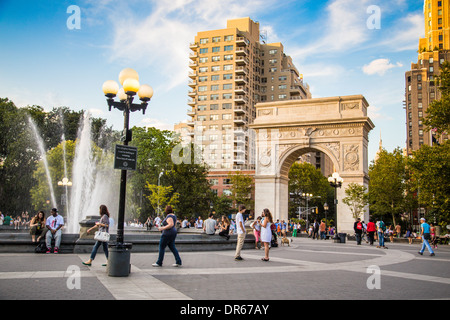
[[338, 233, 346, 244], [107, 242, 132, 277]]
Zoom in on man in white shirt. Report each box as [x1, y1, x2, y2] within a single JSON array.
[[234, 205, 246, 261], [45, 208, 64, 254]]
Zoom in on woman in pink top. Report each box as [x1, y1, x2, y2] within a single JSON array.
[[366, 219, 377, 246]]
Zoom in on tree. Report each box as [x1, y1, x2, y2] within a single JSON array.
[[211, 194, 233, 217], [288, 162, 333, 219], [342, 183, 369, 220], [407, 140, 450, 227], [144, 184, 180, 215], [423, 61, 450, 136], [228, 172, 254, 212], [368, 148, 410, 225]]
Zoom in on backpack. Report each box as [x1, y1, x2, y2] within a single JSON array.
[[357, 222, 363, 230], [379, 221, 386, 231], [35, 242, 47, 253]]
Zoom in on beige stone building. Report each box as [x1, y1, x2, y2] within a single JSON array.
[[186, 17, 311, 177], [405, 0, 449, 155]]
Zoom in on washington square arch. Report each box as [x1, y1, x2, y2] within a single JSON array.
[[250, 95, 375, 234]]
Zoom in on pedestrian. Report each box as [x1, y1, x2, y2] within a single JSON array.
[[260, 209, 273, 262], [395, 223, 402, 238], [430, 223, 437, 249], [281, 220, 287, 238], [406, 225, 413, 245], [388, 225, 394, 243], [376, 219, 387, 249], [195, 216, 203, 229], [354, 218, 363, 245], [234, 204, 246, 261], [82, 205, 110, 267], [45, 208, 64, 254], [418, 218, 435, 256], [218, 215, 230, 240], [152, 206, 182, 267], [250, 216, 261, 249], [319, 220, 326, 240], [204, 213, 217, 235], [312, 219, 319, 240], [29, 211, 46, 243], [366, 218, 376, 245], [292, 221, 298, 237]]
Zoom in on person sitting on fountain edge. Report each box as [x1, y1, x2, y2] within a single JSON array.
[[45, 208, 64, 254]]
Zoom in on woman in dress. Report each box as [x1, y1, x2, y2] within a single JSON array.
[[260, 208, 273, 261], [152, 206, 182, 267], [82, 204, 110, 267]]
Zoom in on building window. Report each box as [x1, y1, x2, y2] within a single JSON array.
[[223, 93, 232, 99], [212, 55, 220, 62], [211, 85, 219, 91], [212, 65, 220, 72], [224, 64, 233, 70], [269, 49, 278, 55], [222, 103, 232, 109], [224, 54, 233, 61], [197, 105, 207, 111], [199, 76, 208, 82], [198, 115, 206, 121], [224, 45, 233, 51], [210, 114, 219, 120], [222, 114, 232, 120], [223, 83, 232, 90], [199, 48, 208, 54], [210, 104, 219, 110], [200, 38, 209, 44], [212, 46, 220, 53], [210, 94, 219, 101], [279, 76, 287, 81], [223, 73, 233, 80], [199, 67, 208, 73], [418, 103, 422, 109], [211, 75, 220, 81], [419, 129, 423, 136], [224, 35, 233, 41], [212, 36, 221, 43], [278, 94, 287, 99], [198, 85, 207, 92], [279, 85, 287, 90]]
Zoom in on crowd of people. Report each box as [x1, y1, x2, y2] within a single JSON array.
[[0, 211, 32, 229]]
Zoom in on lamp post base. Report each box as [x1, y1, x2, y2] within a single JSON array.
[[107, 242, 133, 277]]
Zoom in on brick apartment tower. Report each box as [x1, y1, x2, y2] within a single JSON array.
[[405, 0, 449, 155], [186, 17, 311, 197]]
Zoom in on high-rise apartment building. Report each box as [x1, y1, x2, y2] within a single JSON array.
[[405, 0, 449, 155], [186, 18, 311, 183]]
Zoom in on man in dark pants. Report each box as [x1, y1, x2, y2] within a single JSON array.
[[354, 218, 363, 245]]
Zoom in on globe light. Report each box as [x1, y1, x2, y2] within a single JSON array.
[[102, 80, 119, 97], [138, 84, 154, 101], [118, 68, 139, 85], [117, 88, 127, 101], [123, 78, 140, 95]]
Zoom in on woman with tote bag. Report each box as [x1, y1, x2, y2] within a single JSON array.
[[82, 205, 110, 267]]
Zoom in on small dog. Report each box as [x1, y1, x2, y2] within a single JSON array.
[[281, 237, 292, 246]]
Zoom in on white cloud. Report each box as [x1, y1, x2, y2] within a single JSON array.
[[362, 58, 403, 76], [140, 117, 173, 131]]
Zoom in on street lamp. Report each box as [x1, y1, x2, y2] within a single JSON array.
[[323, 202, 329, 236], [57, 177, 72, 218], [328, 172, 343, 239], [102, 68, 153, 277], [302, 193, 313, 229]]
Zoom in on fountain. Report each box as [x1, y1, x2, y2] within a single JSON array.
[[28, 118, 57, 208]]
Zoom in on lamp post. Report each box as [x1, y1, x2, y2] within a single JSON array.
[[328, 172, 343, 240], [302, 193, 313, 229], [157, 169, 165, 216], [102, 68, 153, 276], [57, 177, 72, 219]]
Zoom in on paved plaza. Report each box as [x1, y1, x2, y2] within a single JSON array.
[[0, 237, 449, 302]]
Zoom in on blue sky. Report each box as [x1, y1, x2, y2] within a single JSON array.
[[0, 0, 425, 163]]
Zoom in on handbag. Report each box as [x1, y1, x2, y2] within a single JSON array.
[[94, 230, 110, 242]]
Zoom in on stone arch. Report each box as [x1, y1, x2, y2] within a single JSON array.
[[250, 95, 374, 233]]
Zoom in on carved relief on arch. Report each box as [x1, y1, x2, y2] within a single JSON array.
[[343, 144, 360, 171]]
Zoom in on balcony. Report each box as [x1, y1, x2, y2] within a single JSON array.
[[234, 127, 245, 135], [234, 146, 245, 153], [187, 99, 196, 106], [234, 95, 248, 104], [187, 121, 195, 127], [235, 48, 249, 56], [188, 80, 197, 87], [188, 71, 197, 79], [234, 86, 247, 95], [233, 116, 246, 125], [187, 108, 195, 116], [236, 37, 249, 46], [234, 76, 247, 85], [234, 105, 246, 114], [189, 61, 198, 69], [188, 90, 197, 97], [235, 57, 249, 65], [234, 156, 245, 164], [189, 52, 198, 60], [235, 66, 248, 75], [189, 42, 198, 49]]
